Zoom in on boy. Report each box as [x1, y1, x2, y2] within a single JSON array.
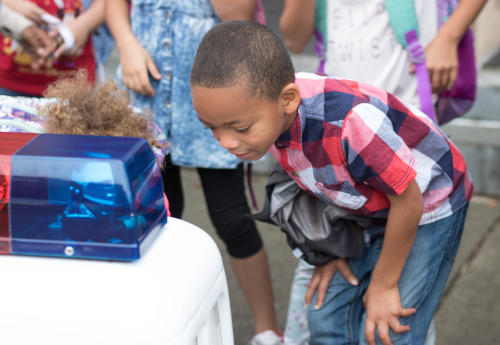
[[190, 21, 472, 345]]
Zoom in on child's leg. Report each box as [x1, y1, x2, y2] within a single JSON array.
[[307, 205, 468, 345], [307, 240, 384, 345], [197, 164, 263, 258], [197, 164, 279, 334], [357, 205, 469, 345], [161, 155, 184, 218], [284, 259, 314, 345]]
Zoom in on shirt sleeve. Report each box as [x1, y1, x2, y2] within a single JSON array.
[[341, 103, 417, 196]]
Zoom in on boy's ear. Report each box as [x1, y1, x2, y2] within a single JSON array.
[[279, 83, 301, 115]]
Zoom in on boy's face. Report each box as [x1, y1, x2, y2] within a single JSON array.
[[192, 84, 298, 161]]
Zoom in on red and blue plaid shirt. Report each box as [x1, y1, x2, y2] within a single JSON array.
[[270, 73, 473, 225]]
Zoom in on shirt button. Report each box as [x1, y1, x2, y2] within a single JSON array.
[[164, 40, 170, 48], [164, 72, 172, 80], [166, 102, 172, 109]]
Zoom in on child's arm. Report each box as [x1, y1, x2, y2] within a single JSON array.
[[304, 179, 423, 344], [279, 0, 315, 53], [1, 0, 47, 24], [210, 0, 256, 21], [106, 0, 161, 97], [53, 0, 106, 58], [421, 0, 487, 93], [363, 179, 423, 345], [21, 25, 55, 69]]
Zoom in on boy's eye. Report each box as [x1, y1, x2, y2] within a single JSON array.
[[235, 126, 251, 133]]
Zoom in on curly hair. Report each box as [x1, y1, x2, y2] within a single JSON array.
[[40, 70, 157, 147]]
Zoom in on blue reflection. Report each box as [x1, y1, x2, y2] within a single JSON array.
[[9, 134, 167, 260]]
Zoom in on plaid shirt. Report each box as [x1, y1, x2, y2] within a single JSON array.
[[270, 73, 473, 225]]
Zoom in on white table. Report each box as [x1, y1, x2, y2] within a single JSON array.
[[0, 217, 234, 345]]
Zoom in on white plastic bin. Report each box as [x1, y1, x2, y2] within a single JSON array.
[[0, 217, 234, 345]]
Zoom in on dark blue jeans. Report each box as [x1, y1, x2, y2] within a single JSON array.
[[308, 205, 469, 345]]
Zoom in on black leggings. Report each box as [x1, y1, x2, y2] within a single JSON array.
[[161, 157, 263, 258]]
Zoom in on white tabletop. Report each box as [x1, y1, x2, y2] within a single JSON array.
[[0, 217, 233, 345]]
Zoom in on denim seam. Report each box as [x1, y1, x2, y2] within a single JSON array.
[[348, 302, 354, 345], [409, 209, 464, 312], [355, 239, 383, 344]]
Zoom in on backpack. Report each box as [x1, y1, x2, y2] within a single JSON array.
[[314, 0, 477, 125]]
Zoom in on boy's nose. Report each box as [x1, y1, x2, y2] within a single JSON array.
[[217, 131, 240, 151]]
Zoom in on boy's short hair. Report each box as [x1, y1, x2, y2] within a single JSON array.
[[190, 20, 295, 100]]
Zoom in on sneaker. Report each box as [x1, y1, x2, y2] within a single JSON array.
[[249, 330, 283, 345]]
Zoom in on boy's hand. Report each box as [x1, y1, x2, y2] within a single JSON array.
[[305, 258, 359, 309], [363, 283, 416, 345], [120, 39, 161, 97]]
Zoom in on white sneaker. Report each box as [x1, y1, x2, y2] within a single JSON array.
[[249, 330, 283, 345]]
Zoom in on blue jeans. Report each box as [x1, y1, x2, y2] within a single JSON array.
[[308, 205, 468, 345]]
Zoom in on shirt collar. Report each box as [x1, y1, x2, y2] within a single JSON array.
[[275, 106, 303, 150]]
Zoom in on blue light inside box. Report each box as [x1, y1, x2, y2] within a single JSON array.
[[9, 134, 167, 261]]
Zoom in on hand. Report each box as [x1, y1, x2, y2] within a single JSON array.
[[409, 34, 459, 93], [20, 25, 56, 69], [363, 284, 416, 345], [2, 0, 47, 24], [305, 258, 359, 309], [119, 39, 161, 96], [50, 18, 90, 58], [425, 34, 459, 93]]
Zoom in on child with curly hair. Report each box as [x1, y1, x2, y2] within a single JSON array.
[[0, 70, 167, 163]]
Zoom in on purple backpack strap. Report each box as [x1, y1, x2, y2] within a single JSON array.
[[437, 29, 476, 124], [405, 30, 437, 122], [314, 30, 326, 74], [253, 0, 266, 24], [435, 0, 476, 124]]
